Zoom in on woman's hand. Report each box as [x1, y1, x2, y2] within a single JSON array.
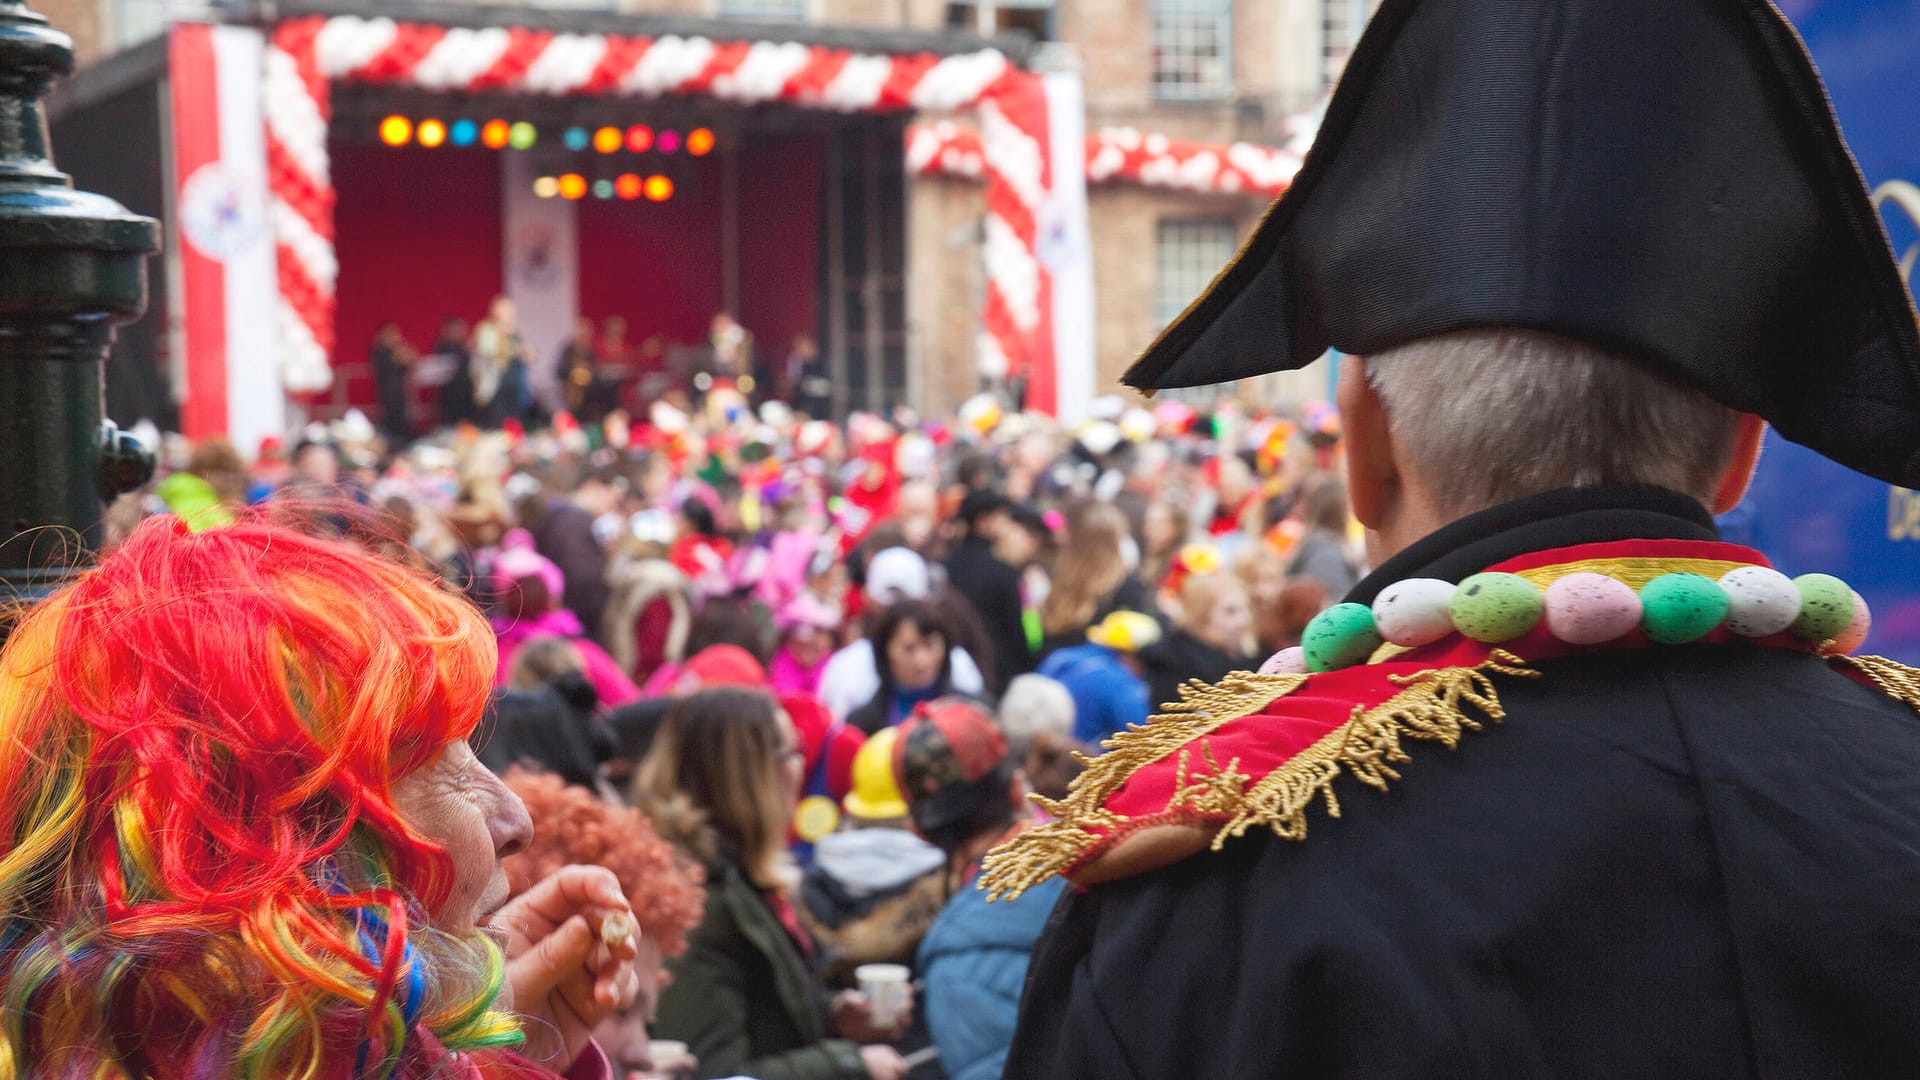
[[489, 865, 643, 1069], [858, 1045, 909, 1080], [831, 988, 913, 1042]]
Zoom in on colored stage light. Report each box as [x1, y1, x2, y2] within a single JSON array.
[[379, 115, 413, 146], [509, 122, 538, 150], [615, 173, 644, 200], [687, 128, 715, 156], [558, 173, 588, 200], [593, 126, 623, 154], [593, 179, 615, 200], [657, 129, 682, 154], [626, 125, 654, 153], [533, 176, 560, 199], [450, 119, 479, 146], [416, 119, 448, 148], [563, 126, 589, 151], [481, 119, 511, 149], [643, 174, 673, 202]]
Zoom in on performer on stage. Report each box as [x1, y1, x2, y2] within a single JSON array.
[[986, 0, 1920, 1075]]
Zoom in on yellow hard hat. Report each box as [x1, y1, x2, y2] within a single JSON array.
[[843, 727, 909, 821], [1087, 610, 1163, 653]]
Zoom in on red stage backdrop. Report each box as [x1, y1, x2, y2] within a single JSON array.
[[332, 140, 504, 404]]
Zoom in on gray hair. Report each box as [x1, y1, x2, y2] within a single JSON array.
[[998, 674, 1076, 757], [1363, 328, 1741, 517]]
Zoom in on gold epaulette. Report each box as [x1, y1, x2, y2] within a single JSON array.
[[979, 671, 1311, 903], [981, 651, 1541, 901], [1830, 654, 1920, 712], [982, 650, 1920, 904]]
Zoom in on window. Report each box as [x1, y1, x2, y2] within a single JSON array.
[[1152, 0, 1232, 101], [1156, 219, 1237, 327], [945, 2, 1055, 40], [718, 0, 808, 20], [1322, 0, 1367, 87]]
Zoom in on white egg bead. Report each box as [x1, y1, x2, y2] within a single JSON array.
[[1718, 566, 1803, 638], [1543, 572, 1644, 645], [1371, 578, 1458, 647], [1260, 646, 1309, 676]]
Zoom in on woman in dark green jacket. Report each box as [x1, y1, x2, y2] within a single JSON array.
[[635, 688, 908, 1080]]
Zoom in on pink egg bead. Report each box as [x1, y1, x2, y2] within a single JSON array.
[[1543, 572, 1644, 645], [1831, 590, 1873, 654], [1261, 646, 1309, 676]]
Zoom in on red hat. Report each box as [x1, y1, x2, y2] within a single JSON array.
[[677, 645, 767, 691], [893, 697, 1011, 836], [781, 694, 863, 801]]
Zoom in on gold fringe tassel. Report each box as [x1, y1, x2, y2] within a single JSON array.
[[982, 653, 1540, 901], [1208, 650, 1537, 849], [1831, 654, 1920, 712], [980, 671, 1310, 901]]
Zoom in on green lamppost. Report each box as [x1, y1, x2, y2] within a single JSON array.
[[0, 0, 159, 597]]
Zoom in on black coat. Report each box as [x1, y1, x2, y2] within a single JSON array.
[[1007, 486, 1920, 1079], [945, 535, 1032, 694], [529, 501, 611, 646]]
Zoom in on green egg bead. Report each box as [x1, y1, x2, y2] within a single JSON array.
[[1301, 602, 1383, 672], [1448, 572, 1543, 642], [1790, 573, 1855, 641], [1639, 573, 1729, 644]]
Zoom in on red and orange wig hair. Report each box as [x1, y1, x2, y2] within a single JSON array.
[[0, 516, 516, 1079]]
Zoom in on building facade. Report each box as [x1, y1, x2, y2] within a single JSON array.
[[43, 0, 1370, 420]]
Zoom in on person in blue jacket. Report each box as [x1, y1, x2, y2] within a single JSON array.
[[893, 697, 1067, 1080], [1036, 610, 1161, 746]]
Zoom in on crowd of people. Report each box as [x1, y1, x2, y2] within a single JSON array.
[[102, 381, 1361, 1080], [372, 298, 832, 446]]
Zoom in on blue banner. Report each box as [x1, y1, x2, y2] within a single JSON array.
[[1722, 0, 1920, 660]]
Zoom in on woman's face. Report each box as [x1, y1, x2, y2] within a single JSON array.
[[994, 526, 1040, 568], [1198, 587, 1253, 655], [785, 625, 833, 668], [1247, 561, 1286, 608], [887, 622, 945, 692], [1144, 504, 1179, 556], [391, 741, 533, 931]]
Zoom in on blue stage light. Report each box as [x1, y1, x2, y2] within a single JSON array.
[[449, 119, 479, 146]]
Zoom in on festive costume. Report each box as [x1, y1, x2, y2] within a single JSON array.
[[991, 0, 1920, 1074], [991, 488, 1920, 1078]]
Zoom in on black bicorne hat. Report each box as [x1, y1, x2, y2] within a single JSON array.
[[1123, 0, 1920, 487]]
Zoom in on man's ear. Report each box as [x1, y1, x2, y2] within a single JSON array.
[[1710, 413, 1767, 515], [1337, 356, 1396, 530]]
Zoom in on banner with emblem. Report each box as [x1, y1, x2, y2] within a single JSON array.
[[169, 22, 284, 453]]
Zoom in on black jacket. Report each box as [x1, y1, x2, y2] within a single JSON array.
[[529, 501, 611, 647], [1007, 486, 1920, 1079], [945, 535, 1032, 694]]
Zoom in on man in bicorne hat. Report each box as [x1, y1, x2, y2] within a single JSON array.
[[983, 0, 1920, 1075]]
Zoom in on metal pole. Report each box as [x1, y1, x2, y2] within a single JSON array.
[[0, 0, 159, 597]]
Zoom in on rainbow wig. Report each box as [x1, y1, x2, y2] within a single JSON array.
[[0, 516, 521, 1079]]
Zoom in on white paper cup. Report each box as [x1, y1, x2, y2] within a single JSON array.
[[853, 963, 912, 1028]]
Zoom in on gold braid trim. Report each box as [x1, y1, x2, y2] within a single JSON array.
[[1209, 650, 1538, 849], [979, 671, 1310, 902], [1831, 654, 1920, 712]]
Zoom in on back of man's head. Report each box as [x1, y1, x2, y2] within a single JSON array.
[[1364, 328, 1742, 519]]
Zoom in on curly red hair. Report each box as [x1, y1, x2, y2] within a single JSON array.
[[501, 770, 706, 960]]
